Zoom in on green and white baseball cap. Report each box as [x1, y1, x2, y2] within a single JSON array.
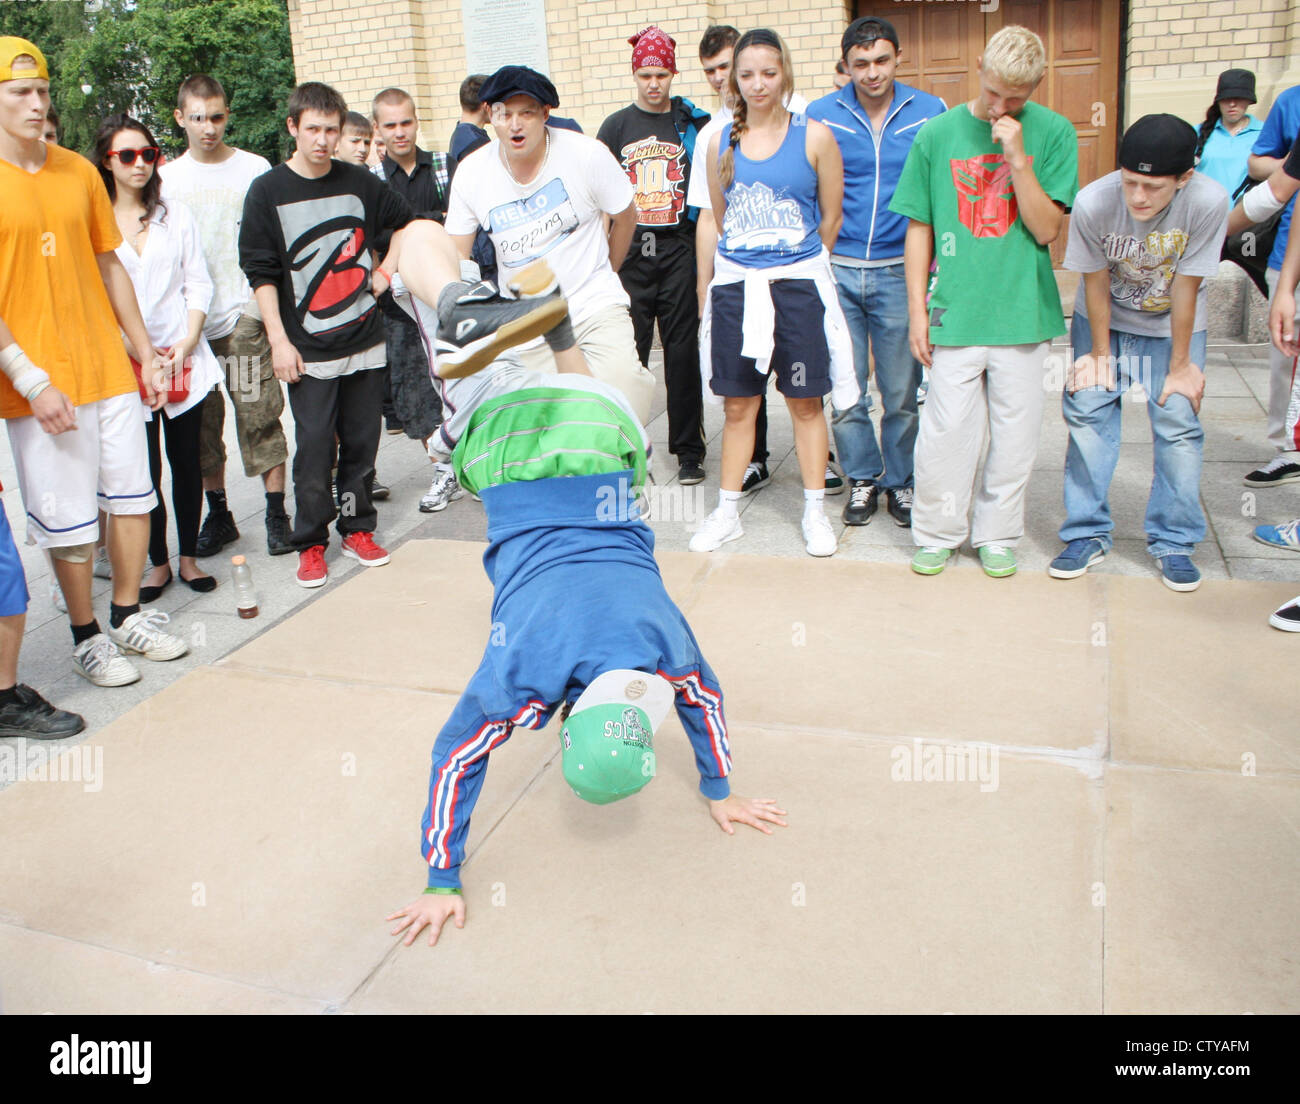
[[560, 670, 675, 805]]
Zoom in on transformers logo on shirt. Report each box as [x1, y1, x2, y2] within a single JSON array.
[[950, 154, 1030, 239]]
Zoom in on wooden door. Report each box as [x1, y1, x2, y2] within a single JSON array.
[[863, 0, 1123, 263]]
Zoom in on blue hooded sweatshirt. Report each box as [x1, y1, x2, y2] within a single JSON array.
[[420, 471, 732, 889]]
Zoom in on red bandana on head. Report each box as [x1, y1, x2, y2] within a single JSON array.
[[629, 26, 677, 74]]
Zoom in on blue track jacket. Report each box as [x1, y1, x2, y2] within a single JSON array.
[[807, 81, 947, 262], [420, 471, 733, 888]]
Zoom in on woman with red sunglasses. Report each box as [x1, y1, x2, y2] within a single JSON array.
[[94, 115, 223, 599]]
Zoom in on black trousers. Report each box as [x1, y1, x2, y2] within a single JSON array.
[[287, 368, 385, 548], [619, 235, 705, 462], [146, 398, 205, 564]]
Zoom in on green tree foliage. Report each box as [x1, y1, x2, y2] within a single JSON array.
[[0, 0, 295, 162]]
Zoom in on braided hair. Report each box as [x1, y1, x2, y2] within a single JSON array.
[[718, 28, 795, 191], [1194, 101, 1222, 163]]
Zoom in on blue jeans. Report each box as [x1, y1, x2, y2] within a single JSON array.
[[829, 261, 920, 489], [1061, 314, 1207, 559]]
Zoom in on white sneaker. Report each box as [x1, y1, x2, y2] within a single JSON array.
[[92, 546, 112, 580], [73, 633, 141, 687], [49, 581, 66, 613], [689, 508, 743, 552], [419, 468, 466, 513], [802, 511, 838, 557], [107, 608, 188, 662]]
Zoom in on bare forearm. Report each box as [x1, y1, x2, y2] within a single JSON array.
[[1169, 276, 1200, 365], [253, 284, 290, 346], [607, 208, 636, 273], [903, 221, 933, 323], [696, 210, 717, 313], [819, 214, 842, 251], [1083, 270, 1111, 356], [1250, 154, 1283, 181], [1011, 166, 1063, 245]]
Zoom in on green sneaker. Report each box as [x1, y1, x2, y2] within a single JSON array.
[[911, 547, 952, 575], [978, 544, 1017, 578]]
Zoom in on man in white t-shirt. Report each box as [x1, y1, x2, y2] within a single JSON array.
[[445, 66, 655, 429], [689, 25, 815, 496], [160, 74, 291, 559]]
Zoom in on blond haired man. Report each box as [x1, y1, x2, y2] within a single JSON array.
[[891, 25, 1079, 577]]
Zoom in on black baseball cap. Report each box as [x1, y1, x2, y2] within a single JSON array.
[[479, 65, 559, 109], [1214, 68, 1256, 105], [1119, 114, 1197, 177]]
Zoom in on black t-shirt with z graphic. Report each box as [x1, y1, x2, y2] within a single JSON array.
[[597, 103, 694, 255], [239, 161, 413, 363]]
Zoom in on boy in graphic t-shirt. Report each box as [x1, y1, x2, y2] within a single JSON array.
[[1051, 114, 1229, 592], [239, 82, 415, 590], [597, 27, 712, 485], [890, 24, 1078, 579]]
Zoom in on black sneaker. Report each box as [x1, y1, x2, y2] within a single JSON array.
[[678, 459, 705, 485], [1270, 596, 1300, 632], [741, 462, 770, 495], [371, 476, 391, 501], [385, 418, 404, 436], [843, 480, 878, 525], [265, 511, 293, 556], [195, 509, 239, 558], [1244, 456, 1300, 487], [436, 261, 570, 379], [886, 487, 913, 527], [0, 684, 85, 739]]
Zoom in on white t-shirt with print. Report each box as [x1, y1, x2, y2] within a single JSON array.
[[446, 127, 634, 326], [160, 147, 272, 340]]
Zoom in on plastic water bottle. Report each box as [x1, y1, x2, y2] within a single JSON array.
[[231, 555, 259, 619]]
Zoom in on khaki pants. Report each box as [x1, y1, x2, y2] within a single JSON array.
[[510, 304, 656, 425], [200, 313, 288, 479]]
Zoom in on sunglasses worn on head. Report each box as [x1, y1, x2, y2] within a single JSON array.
[[108, 147, 160, 165]]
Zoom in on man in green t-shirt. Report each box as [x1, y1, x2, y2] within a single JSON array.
[[890, 24, 1079, 578]]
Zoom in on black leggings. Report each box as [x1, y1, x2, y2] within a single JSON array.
[[145, 400, 205, 566]]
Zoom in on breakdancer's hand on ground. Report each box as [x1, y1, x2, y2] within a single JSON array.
[[709, 794, 788, 835], [387, 893, 466, 947]]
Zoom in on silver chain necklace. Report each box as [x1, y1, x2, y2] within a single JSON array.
[[501, 129, 550, 189]]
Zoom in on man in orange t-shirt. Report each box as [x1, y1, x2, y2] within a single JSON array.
[[0, 37, 188, 688]]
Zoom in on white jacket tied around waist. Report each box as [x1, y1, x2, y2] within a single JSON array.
[[699, 248, 859, 412]]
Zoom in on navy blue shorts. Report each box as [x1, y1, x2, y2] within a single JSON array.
[[709, 279, 831, 399], [0, 505, 30, 618]]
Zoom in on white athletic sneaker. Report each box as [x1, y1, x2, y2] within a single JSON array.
[[689, 508, 743, 552], [107, 609, 188, 662], [420, 467, 466, 513], [73, 633, 141, 687], [802, 511, 838, 557], [92, 546, 112, 580]]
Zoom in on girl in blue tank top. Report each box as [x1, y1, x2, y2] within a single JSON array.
[[693, 28, 848, 560]]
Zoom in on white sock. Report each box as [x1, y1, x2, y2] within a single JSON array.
[[803, 488, 825, 518], [717, 489, 741, 518]]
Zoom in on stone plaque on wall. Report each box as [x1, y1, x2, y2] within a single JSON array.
[[462, 0, 551, 76]]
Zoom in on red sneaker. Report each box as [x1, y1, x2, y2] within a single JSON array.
[[296, 544, 328, 588], [340, 531, 390, 567]]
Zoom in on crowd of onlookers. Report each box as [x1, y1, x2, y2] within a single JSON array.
[[0, 14, 1296, 742]]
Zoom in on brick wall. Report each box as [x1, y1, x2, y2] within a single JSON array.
[[1126, 0, 1300, 123], [285, 0, 855, 155]]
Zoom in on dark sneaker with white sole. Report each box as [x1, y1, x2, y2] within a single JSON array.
[[266, 511, 293, 556], [1244, 456, 1300, 486], [1159, 554, 1201, 592], [842, 480, 878, 525], [435, 261, 570, 379], [1270, 596, 1300, 631], [678, 460, 705, 485], [0, 684, 85, 739], [740, 462, 770, 495], [886, 487, 913, 527], [1048, 538, 1106, 579]]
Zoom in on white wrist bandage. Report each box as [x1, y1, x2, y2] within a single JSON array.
[[1242, 179, 1287, 225], [1, 343, 52, 402]]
